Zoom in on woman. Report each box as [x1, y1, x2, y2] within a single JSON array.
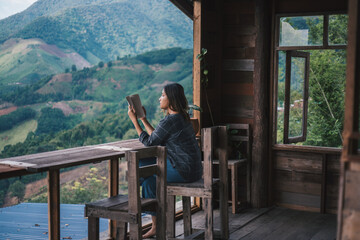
[[128, 83, 202, 238]]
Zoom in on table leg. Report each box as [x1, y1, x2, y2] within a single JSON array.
[[48, 169, 60, 240]]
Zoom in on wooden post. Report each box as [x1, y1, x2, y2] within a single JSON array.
[[252, 0, 271, 208], [337, 0, 360, 238], [108, 157, 119, 239], [48, 169, 60, 240], [193, 0, 202, 128]]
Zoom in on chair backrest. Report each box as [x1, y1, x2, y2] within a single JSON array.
[[226, 123, 252, 160], [202, 126, 228, 188], [126, 146, 167, 239]]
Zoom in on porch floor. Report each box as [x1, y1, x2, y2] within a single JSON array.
[[171, 206, 337, 240]]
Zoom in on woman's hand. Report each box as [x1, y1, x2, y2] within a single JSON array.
[[128, 105, 137, 122], [140, 106, 147, 120]]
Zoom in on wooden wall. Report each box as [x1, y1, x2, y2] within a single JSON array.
[[221, 0, 256, 126], [273, 147, 341, 213]]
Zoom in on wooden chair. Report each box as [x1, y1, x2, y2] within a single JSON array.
[[213, 123, 252, 214], [85, 146, 167, 240], [166, 126, 229, 239]]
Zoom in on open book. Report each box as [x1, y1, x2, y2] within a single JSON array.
[[126, 94, 145, 119]]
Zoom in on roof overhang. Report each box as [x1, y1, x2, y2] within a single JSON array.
[[168, 0, 193, 20]]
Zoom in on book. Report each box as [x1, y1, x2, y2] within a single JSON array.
[[126, 94, 145, 118]]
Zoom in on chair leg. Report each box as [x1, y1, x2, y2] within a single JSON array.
[[204, 197, 213, 240], [116, 222, 127, 240], [231, 164, 239, 214], [182, 196, 192, 236], [129, 222, 141, 240], [166, 195, 176, 238], [88, 216, 99, 240]]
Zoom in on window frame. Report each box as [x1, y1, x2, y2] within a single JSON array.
[[283, 50, 310, 144], [273, 12, 347, 146]]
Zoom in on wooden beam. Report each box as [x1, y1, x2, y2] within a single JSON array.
[[48, 169, 60, 240], [193, 0, 202, 129], [252, 0, 271, 208], [338, 0, 360, 238], [168, 0, 193, 20]]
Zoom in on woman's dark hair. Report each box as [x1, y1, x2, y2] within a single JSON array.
[[163, 83, 190, 121]]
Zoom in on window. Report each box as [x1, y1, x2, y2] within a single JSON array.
[[275, 14, 348, 147]]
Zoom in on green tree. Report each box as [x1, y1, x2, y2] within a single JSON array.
[[98, 61, 104, 68], [71, 64, 77, 72], [8, 180, 25, 200]]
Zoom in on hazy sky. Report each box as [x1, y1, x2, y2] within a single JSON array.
[[0, 0, 38, 20]]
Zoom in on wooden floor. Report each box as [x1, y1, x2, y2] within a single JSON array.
[[172, 206, 337, 240]]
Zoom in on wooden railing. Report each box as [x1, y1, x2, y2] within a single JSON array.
[[0, 139, 144, 240]]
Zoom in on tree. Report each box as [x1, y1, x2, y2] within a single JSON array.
[[8, 180, 25, 200], [71, 64, 77, 72], [98, 61, 104, 68]]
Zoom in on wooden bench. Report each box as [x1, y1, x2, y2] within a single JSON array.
[[166, 126, 229, 239], [85, 146, 167, 240], [213, 123, 252, 214]]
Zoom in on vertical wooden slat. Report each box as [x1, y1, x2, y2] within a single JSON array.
[[231, 164, 238, 214], [108, 157, 119, 239], [321, 154, 327, 213], [193, 0, 202, 128], [48, 169, 60, 240], [156, 146, 167, 240], [252, 0, 271, 208], [182, 197, 192, 236], [204, 197, 213, 240], [323, 14, 329, 47], [202, 127, 214, 239], [218, 126, 229, 239], [127, 151, 141, 240], [166, 195, 176, 238], [203, 127, 214, 188]]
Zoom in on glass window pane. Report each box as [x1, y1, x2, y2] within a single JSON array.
[[328, 14, 348, 45], [280, 16, 323, 46], [277, 51, 286, 144], [289, 57, 305, 138]]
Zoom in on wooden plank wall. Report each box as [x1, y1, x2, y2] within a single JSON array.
[[273, 149, 341, 214], [200, 0, 223, 127], [221, 0, 256, 126]]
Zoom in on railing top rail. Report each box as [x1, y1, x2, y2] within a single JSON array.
[[0, 139, 143, 178]]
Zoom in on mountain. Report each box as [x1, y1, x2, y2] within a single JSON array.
[[0, 0, 193, 62]]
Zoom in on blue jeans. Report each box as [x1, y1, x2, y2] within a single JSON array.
[[139, 157, 186, 216]]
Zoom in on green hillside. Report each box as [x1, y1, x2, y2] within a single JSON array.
[[0, 120, 37, 152], [0, 38, 91, 85], [0, 48, 193, 106]]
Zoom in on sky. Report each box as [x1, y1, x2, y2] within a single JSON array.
[[0, 0, 38, 20]]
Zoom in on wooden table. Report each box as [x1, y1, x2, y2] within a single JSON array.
[[0, 139, 144, 240]]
